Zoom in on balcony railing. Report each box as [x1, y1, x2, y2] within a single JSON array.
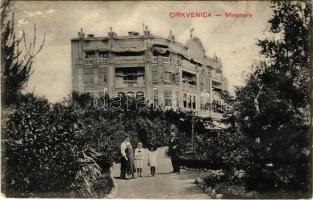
[[113, 56, 145, 64], [115, 78, 145, 88], [152, 56, 170, 63], [182, 82, 197, 90], [182, 77, 197, 86], [77, 58, 108, 65], [211, 72, 222, 82], [212, 80, 222, 90]]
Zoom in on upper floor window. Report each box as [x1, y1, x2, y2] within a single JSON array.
[[114, 51, 144, 57], [152, 68, 158, 82], [83, 68, 94, 83], [152, 44, 170, 57], [98, 68, 107, 84], [99, 51, 109, 58], [164, 72, 173, 82], [85, 51, 95, 58], [182, 71, 197, 86]]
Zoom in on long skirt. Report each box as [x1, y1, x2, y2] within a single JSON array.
[[120, 156, 127, 179], [126, 157, 135, 174]]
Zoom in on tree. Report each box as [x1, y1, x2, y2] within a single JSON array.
[[1, 0, 45, 106], [235, 1, 311, 196]]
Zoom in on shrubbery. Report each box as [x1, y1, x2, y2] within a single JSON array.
[[181, 126, 252, 198], [192, 2, 312, 198], [194, 129, 250, 171], [2, 92, 179, 197], [2, 93, 112, 197]]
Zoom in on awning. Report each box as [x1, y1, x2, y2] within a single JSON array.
[[115, 72, 144, 77], [83, 46, 110, 51], [111, 47, 146, 52], [83, 47, 146, 52], [152, 47, 169, 54], [212, 121, 227, 129], [205, 121, 227, 130]]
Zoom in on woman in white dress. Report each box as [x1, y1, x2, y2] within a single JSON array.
[[134, 142, 144, 177]]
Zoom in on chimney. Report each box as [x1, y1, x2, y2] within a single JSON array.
[[144, 25, 151, 36], [168, 30, 175, 41], [78, 28, 85, 39], [108, 26, 117, 37]]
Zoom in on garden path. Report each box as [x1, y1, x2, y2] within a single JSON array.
[[111, 147, 210, 199]]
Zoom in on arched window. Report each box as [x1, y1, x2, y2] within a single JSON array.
[[136, 91, 144, 98], [127, 92, 135, 98], [192, 96, 196, 109], [164, 90, 172, 107], [188, 95, 192, 109], [183, 94, 187, 108], [118, 92, 125, 98], [136, 91, 145, 102]]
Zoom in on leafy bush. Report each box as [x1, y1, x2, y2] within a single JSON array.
[[2, 94, 112, 197], [195, 169, 257, 199], [180, 127, 250, 172], [2, 92, 185, 197]]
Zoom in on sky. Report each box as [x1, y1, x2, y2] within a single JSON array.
[[13, 1, 273, 102]]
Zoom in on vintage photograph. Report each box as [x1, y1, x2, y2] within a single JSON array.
[[1, 0, 312, 198]]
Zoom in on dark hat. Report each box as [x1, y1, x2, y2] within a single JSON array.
[[124, 134, 131, 139], [149, 144, 157, 151]]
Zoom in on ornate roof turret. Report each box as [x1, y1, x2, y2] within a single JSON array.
[[168, 30, 175, 41]]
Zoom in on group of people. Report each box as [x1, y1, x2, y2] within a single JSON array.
[[119, 132, 181, 179]]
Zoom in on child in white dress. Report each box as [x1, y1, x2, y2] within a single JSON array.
[[147, 145, 157, 176], [134, 142, 144, 177]]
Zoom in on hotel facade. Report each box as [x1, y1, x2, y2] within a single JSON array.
[[71, 27, 229, 119]]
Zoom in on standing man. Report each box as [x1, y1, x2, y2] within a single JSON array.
[[120, 134, 130, 179], [168, 132, 181, 173]]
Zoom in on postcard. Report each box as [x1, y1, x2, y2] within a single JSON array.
[[1, 0, 311, 199]]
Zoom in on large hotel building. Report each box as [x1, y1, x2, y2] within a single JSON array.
[[71, 27, 229, 119]]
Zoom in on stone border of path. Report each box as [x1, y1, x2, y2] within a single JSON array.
[[105, 166, 119, 199]]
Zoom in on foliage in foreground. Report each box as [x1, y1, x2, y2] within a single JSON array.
[[187, 3, 312, 195], [2, 92, 187, 197], [232, 1, 311, 196], [2, 94, 113, 197]]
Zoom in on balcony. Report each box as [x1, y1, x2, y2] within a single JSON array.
[[115, 78, 145, 88], [211, 71, 222, 82], [152, 56, 170, 63], [123, 80, 140, 88], [113, 56, 145, 64], [77, 58, 108, 65], [182, 71, 197, 89], [212, 80, 222, 90], [182, 78, 197, 90]]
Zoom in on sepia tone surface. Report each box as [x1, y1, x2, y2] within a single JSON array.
[[14, 1, 273, 102], [2, 0, 311, 199]]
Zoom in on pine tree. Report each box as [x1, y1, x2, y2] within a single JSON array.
[[235, 1, 311, 196], [1, 0, 45, 106]]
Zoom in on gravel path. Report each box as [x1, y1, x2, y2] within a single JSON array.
[[111, 147, 210, 199]]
